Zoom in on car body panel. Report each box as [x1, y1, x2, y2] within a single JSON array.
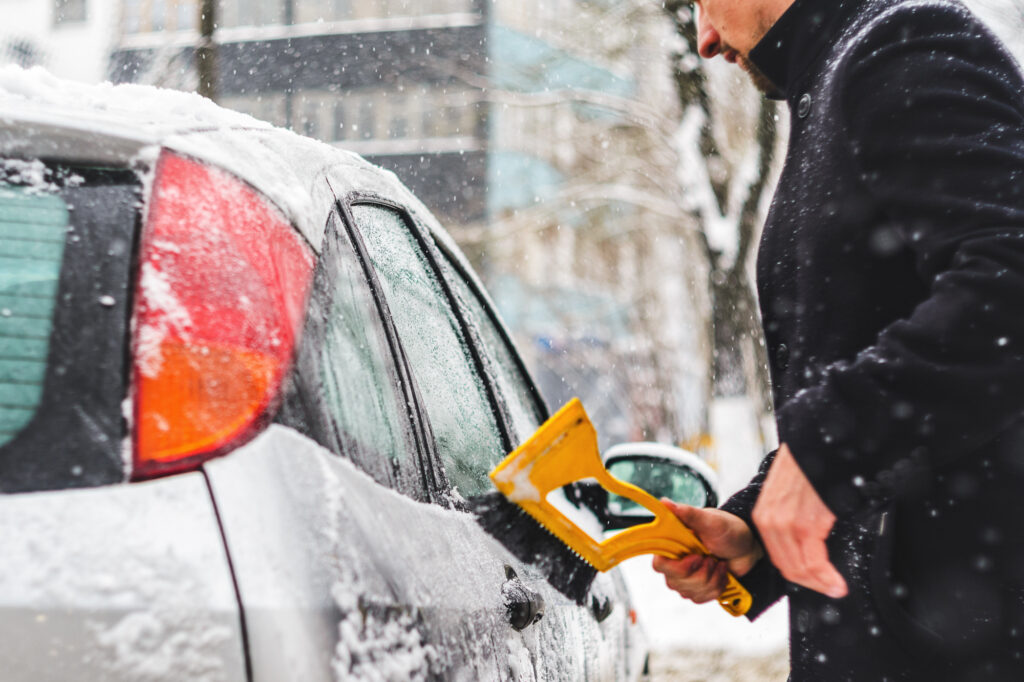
[[0, 472, 246, 681], [0, 72, 648, 680], [206, 425, 634, 681]]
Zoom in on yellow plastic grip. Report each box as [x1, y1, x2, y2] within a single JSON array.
[[490, 398, 751, 617]]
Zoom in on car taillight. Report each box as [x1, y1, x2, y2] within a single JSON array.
[[131, 151, 314, 480]]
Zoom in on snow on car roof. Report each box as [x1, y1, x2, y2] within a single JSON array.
[[0, 65, 448, 253], [0, 64, 269, 144]]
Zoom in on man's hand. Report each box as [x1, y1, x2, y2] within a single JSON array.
[[752, 443, 848, 599], [651, 500, 763, 605]]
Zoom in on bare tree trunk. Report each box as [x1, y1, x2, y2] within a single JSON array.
[[197, 0, 217, 101], [662, 0, 777, 415]]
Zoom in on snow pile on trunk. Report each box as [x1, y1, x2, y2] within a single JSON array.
[[0, 475, 243, 681], [91, 589, 234, 682]]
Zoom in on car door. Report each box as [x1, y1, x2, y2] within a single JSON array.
[[341, 197, 629, 681], [204, 191, 541, 681], [430, 240, 638, 682], [202, 199, 442, 682]]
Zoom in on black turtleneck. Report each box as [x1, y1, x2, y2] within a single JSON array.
[[749, 0, 862, 99]]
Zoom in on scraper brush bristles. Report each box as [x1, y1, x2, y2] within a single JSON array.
[[469, 491, 597, 605]]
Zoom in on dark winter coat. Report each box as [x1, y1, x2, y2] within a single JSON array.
[[719, 0, 1024, 678]]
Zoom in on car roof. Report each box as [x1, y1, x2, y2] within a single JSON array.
[[0, 66, 437, 254], [0, 66, 500, 331]]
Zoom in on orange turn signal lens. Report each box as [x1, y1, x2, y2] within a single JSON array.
[[136, 342, 278, 468], [131, 152, 314, 480]]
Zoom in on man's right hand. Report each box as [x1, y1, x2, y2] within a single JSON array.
[[651, 499, 763, 605]]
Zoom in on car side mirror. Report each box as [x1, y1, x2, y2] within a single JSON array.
[[601, 443, 719, 530]]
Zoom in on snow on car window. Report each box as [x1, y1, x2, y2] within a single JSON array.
[[438, 253, 544, 445], [350, 204, 502, 498], [0, 159, 83, 194], [298, 212, 417, 493]]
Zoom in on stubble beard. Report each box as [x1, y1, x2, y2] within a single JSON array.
[[738, 12, 784, 96], [737, 53, 782, 96]]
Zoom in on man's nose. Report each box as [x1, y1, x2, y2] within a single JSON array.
[[696, 9, 722, 58]]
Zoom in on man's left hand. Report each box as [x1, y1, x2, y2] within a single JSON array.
[[752, 443, 849, 599]]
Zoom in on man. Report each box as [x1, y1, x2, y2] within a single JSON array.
[[652, 0, 1024, 678]]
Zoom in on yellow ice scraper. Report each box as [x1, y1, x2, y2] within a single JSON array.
[[490, 398, 752, 617]]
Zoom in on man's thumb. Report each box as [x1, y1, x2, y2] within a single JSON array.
[[661, 498, 715, 535]]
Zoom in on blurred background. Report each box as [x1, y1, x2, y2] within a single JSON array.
[[3, 1, 1023, 677], [5, 0, 1022, 490]]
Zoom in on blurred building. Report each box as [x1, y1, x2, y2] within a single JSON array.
[[108, 0, 702, 449], [107, 1, 635, 223], [0, 0, 118, 82]]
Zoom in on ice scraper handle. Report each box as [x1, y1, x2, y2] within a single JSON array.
[[588, 467, 753, 616], [489, 398, 752, 616], [717, 574, 751, 617], [643, 516, 752, 617]]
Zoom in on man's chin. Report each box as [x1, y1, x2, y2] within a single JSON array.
[[738, 55, 783, 97]]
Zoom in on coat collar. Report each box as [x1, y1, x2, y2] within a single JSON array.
[[749, 0, 864, 100]]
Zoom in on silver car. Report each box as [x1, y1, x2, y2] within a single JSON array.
[[0, 72, 653, 680]]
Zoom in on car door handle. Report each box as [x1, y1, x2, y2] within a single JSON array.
[[502, 566, 545, 631], [591, 594, 614, 623]]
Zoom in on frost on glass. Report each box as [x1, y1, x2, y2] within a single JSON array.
[[438, 253, 544, 445], [0, 182, 67, 448], [316, 216, 409, 470], [351, 204, 501, 497]]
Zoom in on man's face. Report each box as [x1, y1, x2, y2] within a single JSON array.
[[693, 0, 786, 92]]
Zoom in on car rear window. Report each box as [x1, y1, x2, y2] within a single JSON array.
[[0, 187, 68, 448], [0, 160, 139, 493]]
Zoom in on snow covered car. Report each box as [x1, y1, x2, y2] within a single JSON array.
[[0, 68, 656, 680]]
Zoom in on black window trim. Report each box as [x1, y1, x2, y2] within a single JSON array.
[[429, 235, 551, 427], [334, 189, 516, 499], [327, 190, 451, 502], [277, 208, 433, 500]]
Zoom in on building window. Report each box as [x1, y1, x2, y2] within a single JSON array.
[[120, 0, 198, 33], [218, 0, 286, 28], [387, 95, 409, 140], [54, 0, 87, 24], [220, 93, 289, 128], [221, 88, 480, 150], [337, 100, 354, 139], [357, 98, 376, 140], [293, 0, 474, 24]]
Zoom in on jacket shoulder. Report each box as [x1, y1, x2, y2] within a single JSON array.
[[838, 0, 1020, 78]]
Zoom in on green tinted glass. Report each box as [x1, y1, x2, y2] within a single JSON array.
[[0, 187, 67, 447], [352, 205, 502, 498], [318, 234, 409, 463], [438, 254, 544, 444], [607, 459, 709, 512]]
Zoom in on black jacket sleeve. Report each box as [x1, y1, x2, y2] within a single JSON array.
[[776, 4, 1024, 517], [720, 449, 787, 619]]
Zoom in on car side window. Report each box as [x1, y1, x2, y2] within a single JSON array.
[[349, 203, 503, 498], [283, 211, 422, 497], [437, 251, 547, 445]]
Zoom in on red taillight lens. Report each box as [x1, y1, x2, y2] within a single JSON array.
[[131, 151, 314, 479]]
